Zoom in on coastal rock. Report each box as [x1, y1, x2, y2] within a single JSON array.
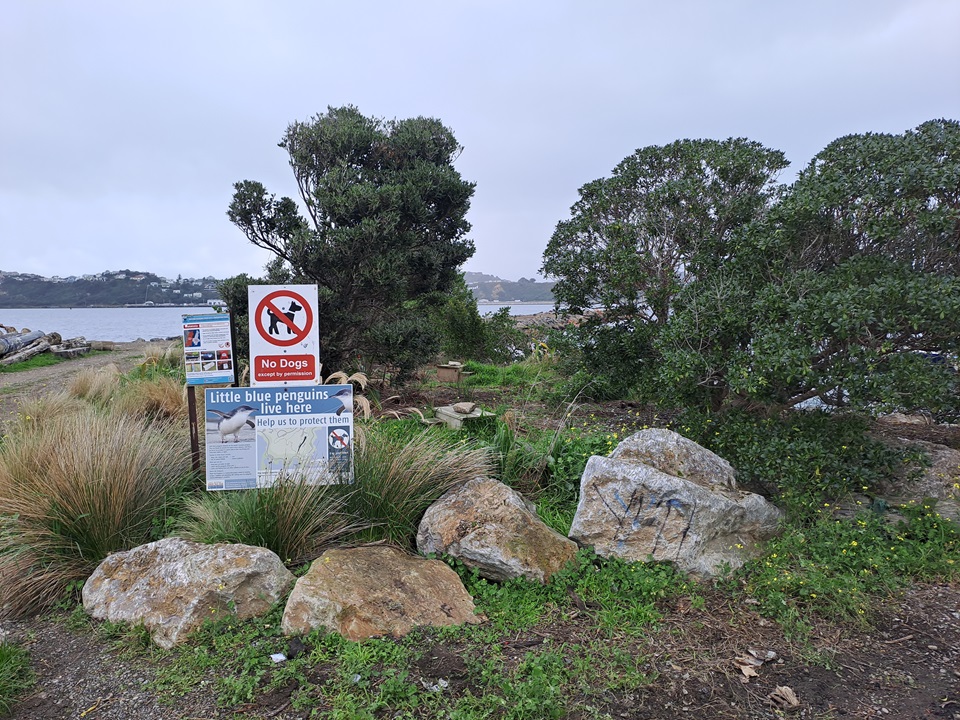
[[82, 538, 294, 649], [417, 477, 578, 583], [281, 546, 482, 640], [609, 428, 737, 489], [569, 431, 782, 578], [880, 439, 960, 522]]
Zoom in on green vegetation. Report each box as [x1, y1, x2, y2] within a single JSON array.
[[175, 473, 357, 565], [0, 641, 33, 714], [0, 352, 62, 373], [224, 105, 476, 378], [2, 115, 958, 717], [345, 427, 494, 547], [543, 120, 960, 415]]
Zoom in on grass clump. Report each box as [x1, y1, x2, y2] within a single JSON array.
[[348, 426, 495, 547], [0, 407, 193, 616], [67, 363, 124, 404], [175, 471, 359, 565], [0, 641, 33, 714], [113, 375, 187, 422]]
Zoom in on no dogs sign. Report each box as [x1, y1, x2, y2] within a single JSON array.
[[248, 284, 321, 386]]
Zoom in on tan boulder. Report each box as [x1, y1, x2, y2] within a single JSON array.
[[417, 477, 578, 583], [281, 546, 482, 640], [83, 538, 295, 649]]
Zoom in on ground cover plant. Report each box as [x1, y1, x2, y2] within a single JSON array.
[[0, 640, 32, 714], [0, 353, 62, 373]]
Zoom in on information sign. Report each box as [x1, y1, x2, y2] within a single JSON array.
[[248, 285, 321, 386], [182, 313, 235, 386], [203, 384, 353, 490]]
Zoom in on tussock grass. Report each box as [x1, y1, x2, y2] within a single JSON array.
[[9, 393, 87, 430], [347, 426, 495, 546], [135, 343, 183, 377], [67, 364, 123, 404], [175, 471, 359, 565], [0, 408, 193, 617], [114, 376, 187, 422]]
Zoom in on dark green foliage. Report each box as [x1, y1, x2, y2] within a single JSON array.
[[433, 275, 528, 363], [226, 106, 476, 378], [675, 409, 922, 518], [543, 120, 960, 415]]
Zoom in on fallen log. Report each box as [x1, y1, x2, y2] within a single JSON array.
[[0, 330, 45, 358], [0, 339, 51, 366]]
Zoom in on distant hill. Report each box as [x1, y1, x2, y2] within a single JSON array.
[[463, 272, 555, 303], [0, 268, 555, 308], [0, 270, 223, 308]]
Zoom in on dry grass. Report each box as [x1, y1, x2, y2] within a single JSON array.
[[114, 376, 188, 422], [67, 364, 123, 404], [326, 370, 372, 418], [347, 426, 495, 546], [136, 343, 183, 375], [0, 407, 193, 616]]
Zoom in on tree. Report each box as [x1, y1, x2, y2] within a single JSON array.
[[226, 106, 475, 377], [541, 138, 788, 397], [543, 121, 960, 416]]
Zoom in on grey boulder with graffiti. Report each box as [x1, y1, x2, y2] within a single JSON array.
[[568, 429, 782, 578]]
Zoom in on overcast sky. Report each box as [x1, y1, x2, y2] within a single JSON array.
[[2, 1, 958, 282]]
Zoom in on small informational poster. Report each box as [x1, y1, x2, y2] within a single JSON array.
[[203, 384, 353, 490], [248, 284, 321, 386], [183, 313, 235, 386]]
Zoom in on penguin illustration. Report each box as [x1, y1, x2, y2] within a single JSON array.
[[207, 405, 257, 442], [331, 388, 352, 416]]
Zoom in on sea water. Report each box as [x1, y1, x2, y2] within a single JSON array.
[[0, 304, 557, 343]]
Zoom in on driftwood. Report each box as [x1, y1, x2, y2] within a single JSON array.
[[0, 333, 71, 366], [1, 340, 51, 366], [0, 330, 45, 358]]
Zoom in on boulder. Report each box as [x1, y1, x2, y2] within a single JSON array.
[[881, 439, 960, 522], [569, 430, 782, 577], [609, 428, 737, 489], [83, 538, 295, 649], [281, 546, 482, 640], [417, 477, 578, 583]]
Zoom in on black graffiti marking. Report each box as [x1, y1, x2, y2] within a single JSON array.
[[591, 482, 694, 557]]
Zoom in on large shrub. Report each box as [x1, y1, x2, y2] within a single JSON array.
[[225, 105, 475, 378], [543, 120, 960, 415]]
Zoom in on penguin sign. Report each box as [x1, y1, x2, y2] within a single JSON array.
[[249, 285, 321, 386]]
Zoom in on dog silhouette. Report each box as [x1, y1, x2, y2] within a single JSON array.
[[282, 301, 303, 334], [267, 301, 304, 335]]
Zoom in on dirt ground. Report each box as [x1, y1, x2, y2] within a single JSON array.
[[0, 340, 173, 426], [1, 350, 958, 719]]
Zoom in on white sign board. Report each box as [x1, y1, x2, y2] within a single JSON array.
[[204, 385, 353, 490], [248, 284, 321, 386], [183, 313, 235, 386]]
